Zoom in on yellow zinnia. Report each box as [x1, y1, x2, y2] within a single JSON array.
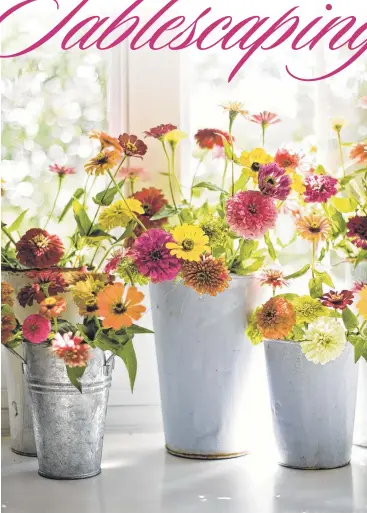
[[239, 148, 273, 181], [357, 287, 367, 320], [167, 224, 210, 262], [99, 198, 144, 231], [287, 168, 305, 195]]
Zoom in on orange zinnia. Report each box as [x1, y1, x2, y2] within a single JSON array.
[[97, 283, 146, 329], [296, 214, 331, 243], [256, 297, 296, 340]]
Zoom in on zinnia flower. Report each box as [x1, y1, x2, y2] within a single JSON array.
[[256, 297, 296, 339], [321, 290, 354, 310], [72, 275, 107, 317], [225, 191, 278, 239], [195, 129, 232, 150], [105, 249, 125, 275], [221, 102, 248, 120], [259, 269, 288, 291], [247, 111, 281, 127], [332, 118, 345, 132], [39, 296, 67, 319], [118, 133, 148, 158], [292, 295, 326, 324], [16, 229, 64, 268], [274, 149, 301, 170], [1, 312, 17, 344], [350, 143, 367, 164], [301, 317, 346, 365], [2, 282, 15, 306], [357, 287, 367, 320], [22, 314, 51, 344], [167, 224, 210, 262], [144, 124, 177, 140], [51, 332, 91, 367], [17, 270, 67, 307], [347, 216, 367, 249], [118, 167, 150, 182], [287, 169, 305, 194], [353, 281, 367, 293], [131, 229, 181, 283], [49, 164, 76, 176], [296, 214, 332, 243], [240, 148, 273, 172], [84, 149, 122, 175], [131, 188, 168, 230], [89, 130, 122, 151], [303, 174, 338, 203], [182, 255, 231, 296], [258, 163, 291, 200], [98, 198, 144, 231], [198, 215, 228, 247], [97, 282, 146, 329]]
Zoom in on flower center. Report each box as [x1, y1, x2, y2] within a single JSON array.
[[126, 142, 137, 153], [309, 223, 321, 233], [150, 249, 162, 261], [316, 334, 333, 347], [96, 153, 109, 165], [143, 203, 152, 216], [114, 302, 127, 314], [329, 294, 342, 304], [251, 162, 260, 172], [248, 203, 257, 214], [266, 178, 275, 186], [32, 234, 49, 249], [182, 239, 195, 251]]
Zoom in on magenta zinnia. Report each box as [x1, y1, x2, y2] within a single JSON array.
[[51, 332, 91, 367], [304, 174, 338, 203], [347, 216, 367, 249], [131, 229, 181, 283], [226, 191, 278, 239], [321, 290, 354, 310], [16, 229, 64, 268], [258, 163, 291, 200], [22, 314, 51, 344]]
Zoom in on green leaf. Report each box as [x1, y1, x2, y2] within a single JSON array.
[[309, 277, 323, 298], [331, 211, 346, 233], [116, 221, 137, 243], [284, 265, 310, 281], [348, 334, 367, 363], [237, 257, 265, 275], [239, 240, 257, 260], [233, 172, 250, 193], [314, 165, 326, 175], [66, 365, 87, 393], [127, 324, 154, 335], [193, 182, 229, 195], [315, 270, 334, 288], [264, 232, 277, 260], [118, 340, 137, 392], [342, 307, 359, 331], [73, 200, 93, 236], [59, 188, 84, 222], [93, 181, 125, 206], [7, 209, 29, 233], [150, 205, 178, 221], [340, 168, 367, 187], [332, 196, 358, 213]]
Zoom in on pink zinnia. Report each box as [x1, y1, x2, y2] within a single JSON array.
[[51, 332, 91, 368], [226, 191, 278, 239], [49, 164, 76, 176], [247, 111, 281, 126], [105, 249, 125, 275], [304, 174, 338, 203], [131, 229, 181, 283], [258, 163, 291, 200], [347, 216, 367, 249], [144, 124, 177, 140], [118, 167, 150, 182], [274, 149, 301, 170], [22, 314, 51, 344]]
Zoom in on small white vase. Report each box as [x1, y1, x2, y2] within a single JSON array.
[[150, 275, 264, 459]]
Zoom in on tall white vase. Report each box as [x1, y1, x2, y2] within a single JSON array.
[[150, 275, 263, 459]]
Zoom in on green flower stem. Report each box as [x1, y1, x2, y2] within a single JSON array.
[[53, 317, 58, 334], [337, 130, 346, 178], [170, 144, 183, 198], [190, 157, 204, 205], [312, 241, 316, 279], [130, 179, 135, 195], [221, 159, 229, 189], [90, 245, 101, 269], [161, 141, 178, 211], [1, 224, 17, 246], [85, 175, 98, 207], [44, 174, 64, 229], [262, 124, 266, 148], [95, 242, 123, 272], [126, 267, 135, 286], [82, 174, 91, 208], [106, 170, 147, 232], [229, 117, 235, 196]]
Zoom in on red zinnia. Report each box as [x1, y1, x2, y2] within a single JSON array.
[[195, 129, 232, 150], [347, 216, 367, 249], [18, 270, 67, 307], [131, 187, 168, 231], [16, 229, 64, 269], [144, 124, 177, 140], [118, 133, 147, 159], [321, 290, 354, 310], [274, 149, 301, 170]]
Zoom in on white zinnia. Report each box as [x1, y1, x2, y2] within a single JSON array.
[[301, 317, 346, 365]]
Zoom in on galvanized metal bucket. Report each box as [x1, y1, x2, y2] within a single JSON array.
[[264, 340, 358, 469], [2, 346, 37, 456], [22, 343, 114, 480], [352, 261, 367, 447], [150, 276, 264, 459]]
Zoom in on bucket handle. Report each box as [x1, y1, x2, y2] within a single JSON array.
[[6, 346, 26, 365], [104, 353, 115, 376]]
